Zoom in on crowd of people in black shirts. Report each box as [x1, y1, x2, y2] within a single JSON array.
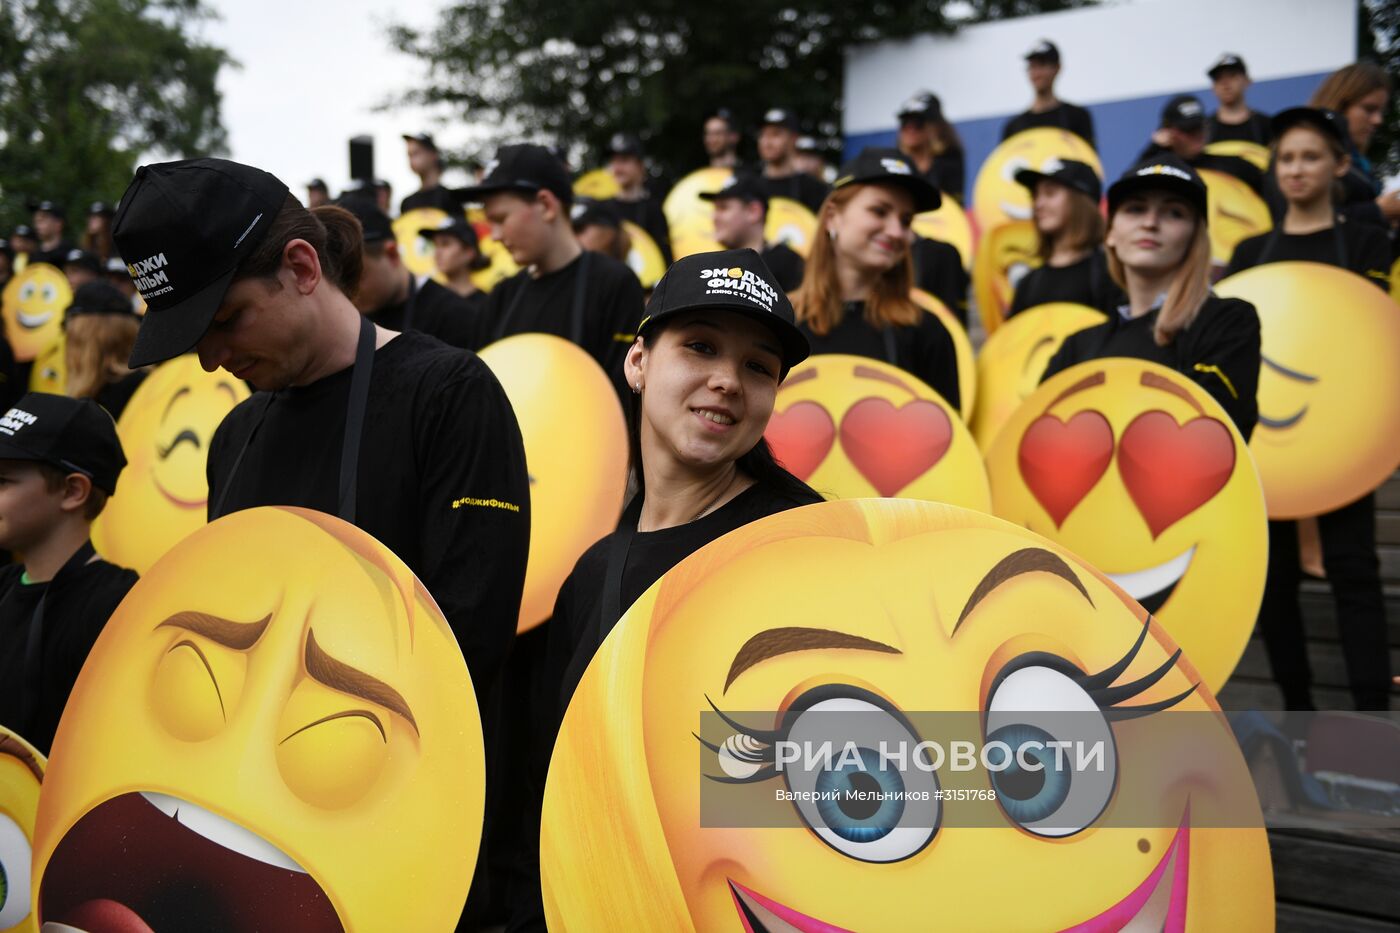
[[0, 35, 1398, 931]]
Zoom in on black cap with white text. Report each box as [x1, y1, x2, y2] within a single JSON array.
[[0, 393, 126, 494]]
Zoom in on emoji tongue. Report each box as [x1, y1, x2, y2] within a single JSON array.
[[47, 899, 156, 933]]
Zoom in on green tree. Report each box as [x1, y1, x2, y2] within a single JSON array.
[[390, 1, 1093, 178], [0, 0, 233, 233]]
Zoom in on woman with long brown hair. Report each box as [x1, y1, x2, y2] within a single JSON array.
[[794, 148, 960, 408], [1309, 62, 1399, 235], [63, 279, 145, 418], [1042, 155, 1260, 437], [82, 202, 116, 263]]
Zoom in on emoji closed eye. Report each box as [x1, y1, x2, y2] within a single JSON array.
[[158, 429, 201, 459], [276, 696, 393, 810]]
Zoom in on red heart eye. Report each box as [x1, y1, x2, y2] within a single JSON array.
[[1118, 410, 1236, 538], [838, 397, 952, 497], [1017, 411, 1114, 527], [764, 401, 836, 481]]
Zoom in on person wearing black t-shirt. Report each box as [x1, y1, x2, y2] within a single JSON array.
[[461, 144, 646, 400], [1140, 95, 1264, 195], [794, 149, 960, 409], [400, 132, 463, 217], [1044, 155, 1261, 439], [1226, 107, 1393, 711], [1001, 40, 1096, 148], [423, 215, 491, 304], [1205, 54, 1271, 146], [700, 173, 806, 293], [0, 393, 137, 754], [603, 133, 672, 264], [1009, 159, 1124, 317], [757, 108, 831, 215], [896, 92, 966, 203], [28, 201, 77, 269]]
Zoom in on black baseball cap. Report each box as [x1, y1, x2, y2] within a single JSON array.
[[11, 224, 35, 240], [699, 173, 768, 208], [709, 108, 738, 131], [306, 177, 328, 192], [1161, 94, 1206, 132], [29, 200, 65, 220], [0, 393, 126, 494], [403, 132, 438, 151], [897, 92, 943, 123], [419, 215, 481, 247], [1107, 155, 1208, 218], [639, 248, 808, 375], [1014, 158, 1103, 202], [63, 248, 102, 275], [1270, 107, 1348, 147], [608, 133, 644, 158], [455, 143, 573, 207], [89, 201, 114, 217], [1025, 40, 1060, 64], [112, 158, 290, 368], [66, 280, 138, 322], [336, 195, 393, 243], [833, 148, 940, 212], [103, 256, 128, 276], [570, 199, 623, 231], [761, 108, 800, 133], [1207, 54, 1248, 79]]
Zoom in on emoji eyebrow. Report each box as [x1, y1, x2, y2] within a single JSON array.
[[725, 626, 901, 692], [156, 611, 272, 650], [162, 386, 191, 420], [778, 368, 818, 391], [1022, 336, 1056, 374], [304, 629, 418, 735], [1048, 371, 1105, 408], [0, 734, 42, 783], [1262, 355, 1318, 384], [854, 364, 913, 394], [216, 381, 240, 401], [1139, 371, 1203, 414], [954, 548, 1093, 634]]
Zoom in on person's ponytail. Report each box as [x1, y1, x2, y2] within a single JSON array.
[[231, 195, 365, 300], [311, 205, 364, 300]]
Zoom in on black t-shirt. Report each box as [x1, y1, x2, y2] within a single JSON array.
[[761, 172, 832, 215], [606, 195, 673, 264], [400, 186, 463, 218], [1207, 111, 1271, 146], [1225, 220, 1392, 291], [911, 237, 971, 326], [206, 331, 531, 700], [1009, 249, 1125, 316], [0, 333, 19, 411], [0, 557, 138, 754], [29, 241, 77, 269], [934, 149, 966, 203], [1003, 103, 1096, 148], [798, 301, 961, 410], [471, 250, 645, 399], [761, 241, 806, 293], [94, 369, 149, 421], [1042, 294, 1261, 439], [371, 276, 481, 349]]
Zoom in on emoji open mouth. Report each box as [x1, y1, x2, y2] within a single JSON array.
[[18, 311, 54, 329], [40, 791, 343, 933], [1105, 545, 1195, 614], [999, 200, 1033, 221]]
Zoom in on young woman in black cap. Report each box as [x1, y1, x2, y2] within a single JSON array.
[[896, 92, 966, 202], [63, 280, 147, 419], [421, 216, 491, 303], [1008, 159, 1123, 316], [1043, 155, 1261, 438], [793, 148, 960, 408], [1225, 107, 1392, 711], [1308, 62, 1400, 237]]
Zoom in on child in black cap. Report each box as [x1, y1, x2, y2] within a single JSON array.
[[0, 392, 136, 753], [420, 215, 491, 302]]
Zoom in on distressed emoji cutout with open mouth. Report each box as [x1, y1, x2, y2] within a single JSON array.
[[985, 359, 1267, 692]]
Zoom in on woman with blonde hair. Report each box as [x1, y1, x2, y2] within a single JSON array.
[[794, 148, 959, 408], [1042, 155, 1260, 438], [1309, 61, 1399, 234], [63, 279, 145, 418]]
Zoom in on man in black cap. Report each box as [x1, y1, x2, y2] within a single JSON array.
[[0, 392, 137, 753], [29, 201, 76, 267], [457, 143, 645, 399], [603, 132, 672, 263], [338, 196, 480, 348], [1206, 54, 1270, 146], [401, 132, 462, 216], [422, 216, 491, 302], [1142, 94, 1263, 193], [1002, 40, 1096, 148], [757, 108, 830, 214], [9, 225, 37, 260], [897, 91, 964, 201], [571, 199, 632, 266], [702, 108, 741, 169], [305, 178, 330, 208], [62, 248, 102, 291], [700, 173, 805, 292]]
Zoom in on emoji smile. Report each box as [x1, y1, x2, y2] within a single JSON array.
[[18, 310, 54, 329], [999, 199, 1033, 220], [151, 474, 206, 510], [1104, 545, 1195, 613], [41, 791, 343, 933]]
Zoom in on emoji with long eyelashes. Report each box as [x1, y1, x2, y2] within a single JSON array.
[[971, 129, 1103, 240], [2, 264, 71, 363], [92, 355, 250, 574], [910, 289, 975, 419], [0, 728, 44, 933], [541, 498, 1273, 931], [762, 354, 990, 511], [478, 335, 627, 632], [1217, 261, 1400, 518], [985, 359, 1266, 692], [973, 220, 1040, 335], [1198, 170, 1271, 268], [971, 302, 1108, 451], [34, 507, 484, 932]]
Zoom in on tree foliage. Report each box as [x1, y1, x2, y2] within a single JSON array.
[[390, 1, 1094, 178], [0, 0, 233, 230]]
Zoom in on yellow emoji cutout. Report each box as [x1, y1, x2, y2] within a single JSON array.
[[1203, 141, 1271, 173], [763, 354, 990, 511], [392, 207, 451, 281], [92, 355, 251, 574], [765, 198, 819, 260], [971, 302, 1109, 451], [573, 168, 621, 201], [985, 359, 1267, 692], [910, 289, 975, 419], [621, 221, 668, 290], [478, 335, 627, 632], [27, 335, 65, 395], [1197, 170, 1271, 268], [971, 129, 1103, 237], [34, 507, 484, 932], [973, 220, 1040, 335], [1392, 256, 1400, 304], [913, 200, 975, 271], [0, 728, 44, 933], [542, 498, 1274, 931], [2, 264, 71, 363], [1216, 261, 1400, 517], [665, 167, 735, 233], [670, 213, 724, 261]]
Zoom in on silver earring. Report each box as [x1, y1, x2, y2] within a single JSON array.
[[634, 381, 642, 394], [828, 228, 837, 243]]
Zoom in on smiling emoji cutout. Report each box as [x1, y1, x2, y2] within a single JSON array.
[[1197, 169, 1271, 269], [765, 198, 818, 260], [973, 220, 1041, 335], [763, 354, 990, 511], [2, 264, 71, 363], [91, 355, 251, 574], [971, 129, 1103, 238], [0, 728, 43, 933], [34, 507, 484, 932], [478, 335, 627, 632], [541, 498, 1274, 931], [971, 302, 1109, 451], [621, 221, 668, 290], [985, 359, 1266, 692], [1216, 261, 1400, 518]]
